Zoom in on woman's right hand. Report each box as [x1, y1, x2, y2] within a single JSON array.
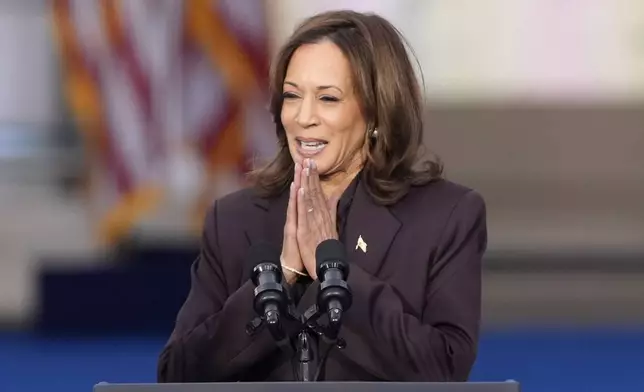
[[281, 162, 305, 285]]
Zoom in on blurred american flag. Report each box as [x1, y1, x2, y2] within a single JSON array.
[[51, 0, 272, 245]]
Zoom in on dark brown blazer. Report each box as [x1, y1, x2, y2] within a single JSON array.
[[157, 178, 487, 382]]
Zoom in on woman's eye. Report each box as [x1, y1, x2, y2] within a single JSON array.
[[320, 95, 339, 102], [282, 92, 299, 99]]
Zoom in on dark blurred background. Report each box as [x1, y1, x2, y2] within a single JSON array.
[[1, 1, 643, 391]]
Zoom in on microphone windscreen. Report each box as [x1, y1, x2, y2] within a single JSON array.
[[244, 242, 281, 281], [315, 239, 348, 272]]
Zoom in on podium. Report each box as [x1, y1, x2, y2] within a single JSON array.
[[94, 381, 520, 392]]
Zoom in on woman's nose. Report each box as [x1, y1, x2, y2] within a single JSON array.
[[295, 96, 319, 128]]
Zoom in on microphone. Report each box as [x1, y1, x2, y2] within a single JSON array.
[[247, 243, 288, 333], [316, 239, 352, 339]]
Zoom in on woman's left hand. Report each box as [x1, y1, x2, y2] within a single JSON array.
[[296, 159, 339, 280]]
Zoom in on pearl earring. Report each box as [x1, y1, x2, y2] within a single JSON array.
[[371, 128, 378, 138]]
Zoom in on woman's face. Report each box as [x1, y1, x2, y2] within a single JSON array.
[[281, 40, 367, 176]]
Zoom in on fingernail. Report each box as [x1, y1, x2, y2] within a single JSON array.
[[305, 158, 311, 167], [299, 187, 304, 195], [295, 162, 300, 170], [290, 182, 294, 191], [311, 160, 317, 170], [305, 168, 310, 176]]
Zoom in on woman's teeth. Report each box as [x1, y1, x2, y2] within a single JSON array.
[[299, 141, 327, 151]]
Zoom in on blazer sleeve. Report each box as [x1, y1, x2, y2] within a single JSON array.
[[157, 201, 285, 382], [340, 190, 486, 381]]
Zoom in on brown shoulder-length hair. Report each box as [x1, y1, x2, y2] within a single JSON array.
[[248, 10, 443, 205]]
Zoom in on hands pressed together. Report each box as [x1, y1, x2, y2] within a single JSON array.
[[281, 159, 340, 283]]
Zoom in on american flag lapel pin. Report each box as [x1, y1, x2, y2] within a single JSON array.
[[356, 235, 367, 253]]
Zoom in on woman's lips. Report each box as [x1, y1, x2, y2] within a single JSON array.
[[295, 139, 327, 157]]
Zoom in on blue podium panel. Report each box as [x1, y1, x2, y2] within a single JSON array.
[[95, 381, 520, 392]]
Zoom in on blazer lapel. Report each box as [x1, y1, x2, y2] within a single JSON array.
[[344, 182, 402, 276], [248, 190, 289, 250], [295, 280, 321, 317]]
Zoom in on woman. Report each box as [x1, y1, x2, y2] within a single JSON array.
[[157, 10, 486, 382]]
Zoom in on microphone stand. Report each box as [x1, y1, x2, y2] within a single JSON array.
[[296, 329, 313, 381], [297, 303, 347, 381], [247, 303, 347, 382]]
